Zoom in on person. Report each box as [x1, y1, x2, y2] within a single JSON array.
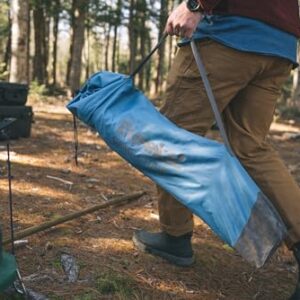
[[132, 0, 300, 299]]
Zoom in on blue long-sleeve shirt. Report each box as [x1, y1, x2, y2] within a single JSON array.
[[180, 15, 298, 67]]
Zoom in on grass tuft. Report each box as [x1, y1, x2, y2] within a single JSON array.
[[96, 271, 134, 299]]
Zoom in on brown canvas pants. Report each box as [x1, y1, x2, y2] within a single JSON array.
[[158, 39, 300, 247]]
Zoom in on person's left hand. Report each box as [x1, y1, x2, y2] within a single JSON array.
[[165, 2, 203, 38]]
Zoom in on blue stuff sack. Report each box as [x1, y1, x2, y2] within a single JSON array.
[[67, 71, 286, 268]]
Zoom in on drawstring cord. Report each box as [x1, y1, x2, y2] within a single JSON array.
[[73, 114, 79, 167]]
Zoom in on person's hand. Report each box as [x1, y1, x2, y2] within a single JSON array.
[[165, 2, 203, 38]]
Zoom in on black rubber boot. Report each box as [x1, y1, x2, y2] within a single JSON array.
[[133, 230, 195, 267], [290, 244, 300, 300]]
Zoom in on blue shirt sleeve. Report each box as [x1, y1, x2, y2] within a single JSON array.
[[180, 15, 298, 67]]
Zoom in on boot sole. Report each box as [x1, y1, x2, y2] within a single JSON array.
[[132, 234, 195, 267]]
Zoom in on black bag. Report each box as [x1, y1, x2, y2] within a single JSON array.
[[0, 82, 29, 106], [0, 106, 33, 140]]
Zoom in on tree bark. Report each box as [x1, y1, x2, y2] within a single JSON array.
[[116, 31, 121, 71], [145, 31, 152, 92], [112, 0, 122, 73], [69, 0, 86, 95], [44, 13, 50, 85], [9, 0, 29, 84], [105, 24, 111, 71], [112, 24, 118, 72], [85, 24, 90, 80], [66, 0, 76, 85], [3, 0, 11, 76], [52, 0, 60, 86], [138, 33, 145, 90], [129, 0, 137, 75], [155, 0, 168, 94], [33, 3, 46, 84], [138, 4, 147, 90]]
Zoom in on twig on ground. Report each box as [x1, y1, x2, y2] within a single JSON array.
[[101, 194, 109, 201], [3, 191, 146, 245], [46, 175, 74, 190]]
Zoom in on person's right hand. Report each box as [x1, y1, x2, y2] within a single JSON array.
[[165, 2, 203, 38]]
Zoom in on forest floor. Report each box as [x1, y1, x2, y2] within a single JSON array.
[[0, 96, 300, 300]]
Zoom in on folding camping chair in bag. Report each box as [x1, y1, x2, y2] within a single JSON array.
[[67, 35, 287, 268]]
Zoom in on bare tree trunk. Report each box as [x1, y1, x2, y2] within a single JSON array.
[[33, 4, 46, 84], [112, 0, 122, 73], [3, 34, 11, 76], [52, 0, 60, 86], [27, 4, 30, 82], [145, 31, 152, 92], [85, 24, 90, 80], [66, 43, 73, 85], [66, 0, 76, 85], [138, 3, 147, 90], [69, 0, 86, 95], [129, 0, 137, 75], [9, 0, 29, 83], [3, 0, 11, 76], [138, 32, 145, 90], [155, 0, 168, 94], [105, 24, 111, 71], [116, 31, 121, 72], [44, 14, 50, 85], [93, 35, 102, 73], [112, 25, 118, 72]]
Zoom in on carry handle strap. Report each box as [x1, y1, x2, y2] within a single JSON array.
[[130, 32, 168, 78], [191, 40, 234, 156]]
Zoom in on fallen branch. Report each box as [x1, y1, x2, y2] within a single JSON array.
[[3, 191, 145, 245]]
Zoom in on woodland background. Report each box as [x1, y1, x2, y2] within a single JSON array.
[[0, 0, 299, 118], [0, 0, 179, 97], [0, 1, 300, 299]]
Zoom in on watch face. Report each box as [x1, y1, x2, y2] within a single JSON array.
[[187, 0, 199, 10], [187, 0, 201, 11]]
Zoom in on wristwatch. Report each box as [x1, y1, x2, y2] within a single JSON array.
[[186, 0, 204, 13]]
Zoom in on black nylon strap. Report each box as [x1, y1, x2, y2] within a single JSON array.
[[130, 33, 168, 78]]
